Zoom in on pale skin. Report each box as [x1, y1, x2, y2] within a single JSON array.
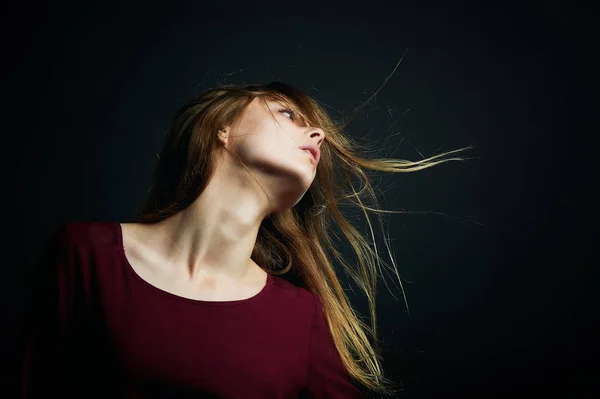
[[120, 97, 325, 300]]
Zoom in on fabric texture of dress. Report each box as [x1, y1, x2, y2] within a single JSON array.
[[13, 221, 363, 398]]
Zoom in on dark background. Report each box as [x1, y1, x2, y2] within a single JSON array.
[[3, 0, 595, 398]]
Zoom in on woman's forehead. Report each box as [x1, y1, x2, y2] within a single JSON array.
[[264, 97, 294, 108]]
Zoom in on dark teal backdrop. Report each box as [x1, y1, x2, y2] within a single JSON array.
[[4, 0, 593, 397]]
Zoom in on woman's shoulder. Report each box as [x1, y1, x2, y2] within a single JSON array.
[[48, 220, 120, 249], [268, 274, 321, 310]]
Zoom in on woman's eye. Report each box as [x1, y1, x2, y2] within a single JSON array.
[[279, 108, 296, 121]]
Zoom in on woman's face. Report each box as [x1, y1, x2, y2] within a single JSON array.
[[222, 97, 325, 211]]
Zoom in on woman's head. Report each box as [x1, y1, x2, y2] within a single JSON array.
[[136, 81, 340, 221], [133, 80, 473, 396], [214, 94, 325, 216]]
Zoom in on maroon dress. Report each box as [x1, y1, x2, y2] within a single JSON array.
[[14, 221, 363, 398]]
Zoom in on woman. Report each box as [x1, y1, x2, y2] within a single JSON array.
[[14, 81, 471, 398]]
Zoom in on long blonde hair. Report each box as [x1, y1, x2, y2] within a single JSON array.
[[131, 79, 474, 396]]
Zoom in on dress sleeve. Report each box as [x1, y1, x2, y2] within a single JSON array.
[[306, 295, 363, 398], [15, 224, 90, 398]]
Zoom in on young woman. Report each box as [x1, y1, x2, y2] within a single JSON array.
[[14, 81, 471, 398]]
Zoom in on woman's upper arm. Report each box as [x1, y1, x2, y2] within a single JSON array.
[[16, 224, 81, 398], [306, 294, 363, 398]]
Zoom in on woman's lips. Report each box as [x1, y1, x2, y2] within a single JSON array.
[[299, 145, 320, 164], [302, 148, 317, 164]]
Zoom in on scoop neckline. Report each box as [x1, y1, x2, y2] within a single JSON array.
[[114, 221, 273, 306]]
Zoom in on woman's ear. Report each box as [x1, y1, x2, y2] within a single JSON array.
[[217, 128, 230, 146]]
